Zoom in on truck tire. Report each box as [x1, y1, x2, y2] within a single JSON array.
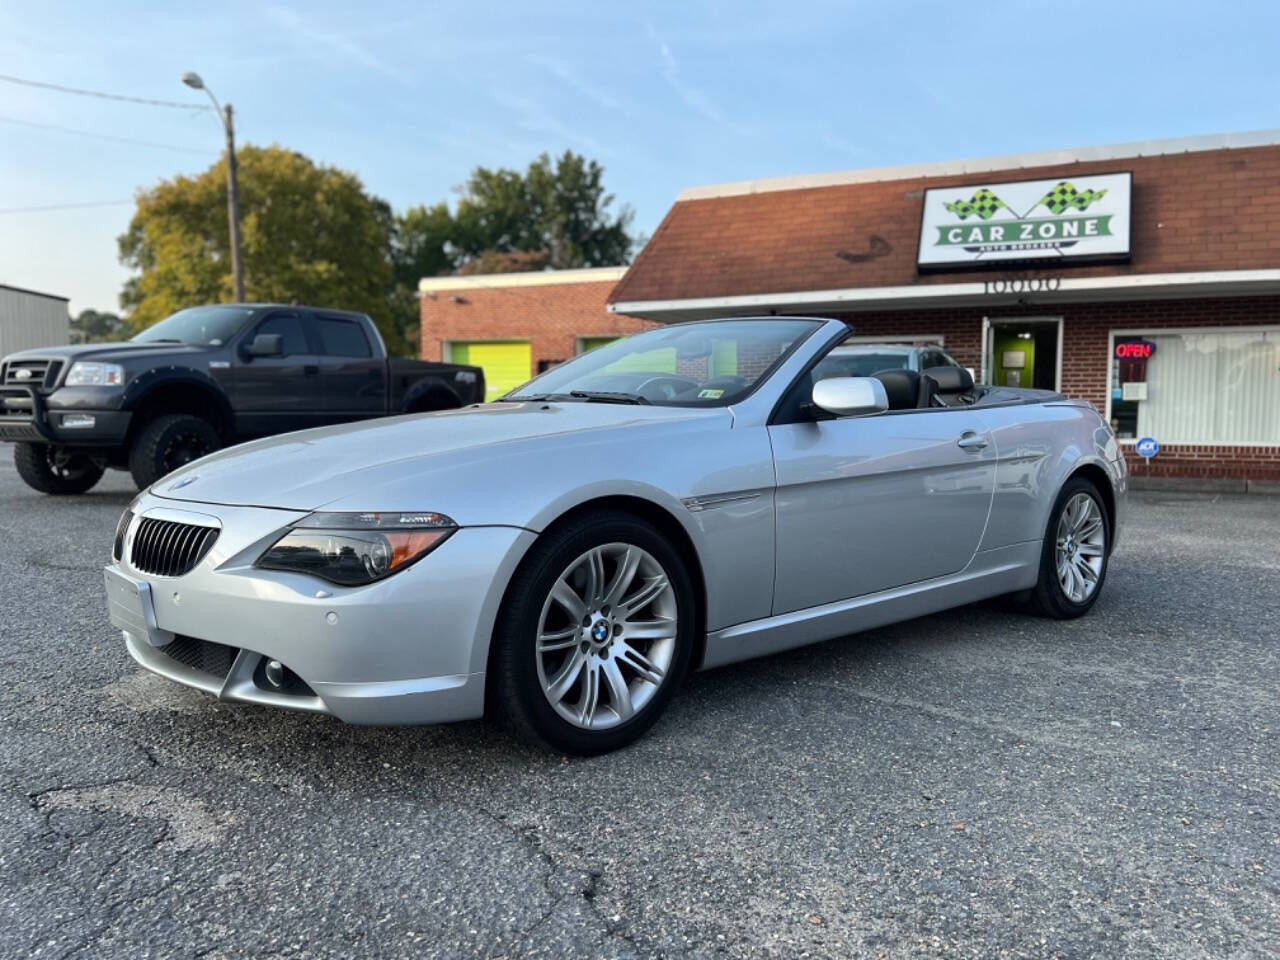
[[13, 442, 105, 495], [128, 414, 220, 490]]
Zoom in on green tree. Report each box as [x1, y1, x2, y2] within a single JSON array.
[[70, 309, 128, 343], [119, 145, 407, 353]]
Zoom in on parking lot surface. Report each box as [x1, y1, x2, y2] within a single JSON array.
[[0, 460, 1276, 959]]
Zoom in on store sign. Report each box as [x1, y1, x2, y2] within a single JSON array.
[[1115, 339, 1156, 359], [917, 172, 1131, 270]]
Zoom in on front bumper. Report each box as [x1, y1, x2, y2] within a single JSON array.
[[106, 497, 535, 724], [0, 385, 131, 445]]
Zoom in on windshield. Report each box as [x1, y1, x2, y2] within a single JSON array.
[[132, 306, 257, 347], [505, 319, 821, 406], [821, 352, 911, 377]]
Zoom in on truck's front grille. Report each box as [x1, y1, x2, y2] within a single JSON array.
[[157, 635, 238, 681], [129, 517, 219, 577], [3, 358, 58, 388]]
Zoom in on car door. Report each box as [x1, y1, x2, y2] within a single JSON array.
[[231, 310, 327, 437], [767, 362, 997, 615], [310, 313, 385, 423]]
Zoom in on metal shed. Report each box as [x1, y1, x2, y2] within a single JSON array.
[[0, 285, 70, 357]]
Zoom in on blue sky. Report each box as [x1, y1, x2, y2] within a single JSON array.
[[2, 0, 1277, 315]]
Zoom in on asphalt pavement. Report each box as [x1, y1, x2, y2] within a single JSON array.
[[0, 459, 1276, 959]]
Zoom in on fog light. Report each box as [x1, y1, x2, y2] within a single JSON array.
[[61, 414, 96, 429], [264, 659, 285, 688]]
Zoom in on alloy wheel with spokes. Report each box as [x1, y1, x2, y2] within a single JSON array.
[[1055, 492, 1106, 603], [489, 511, 694, 754], [535, 543, 678, 731], [1030, 476, 1111, 619]]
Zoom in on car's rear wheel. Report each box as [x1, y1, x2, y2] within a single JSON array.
[[490, 512, 695, 755], [13, 442, 105, 495], [128, 414, 220, 490], [1029, 476, 1110, 619]]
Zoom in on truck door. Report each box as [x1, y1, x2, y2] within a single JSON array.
[[231, 310, 327, 438], [310, 314, 385, 423]]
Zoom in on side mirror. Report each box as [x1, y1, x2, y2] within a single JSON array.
[[812, 376, 889, 418], [964, 366, 976, 381], [245, 333, 283, 358]]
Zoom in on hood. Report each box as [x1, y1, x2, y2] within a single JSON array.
[[3, 341, 211, 364], [151, 401, 730, 515]]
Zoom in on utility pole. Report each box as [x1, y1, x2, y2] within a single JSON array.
[[182, 72, 245, 301]]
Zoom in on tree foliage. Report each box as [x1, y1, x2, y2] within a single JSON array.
[[70, 309, 128, 343], [119, 146, 404, 352], [120, 147, 636, 356]]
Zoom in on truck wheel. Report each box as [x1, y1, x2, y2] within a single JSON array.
[[13, 442, 105, 495], [128, 414, 219, 490]]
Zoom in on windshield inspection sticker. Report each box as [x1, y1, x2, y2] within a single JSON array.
[[698, 388, 724, 399]]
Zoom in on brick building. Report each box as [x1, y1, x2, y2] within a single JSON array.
[[609, 131, 1280, 489], [419, 267, 655, 401]]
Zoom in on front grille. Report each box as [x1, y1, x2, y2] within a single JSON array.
[[157, 635, 238, 680], [3, 358, 56, 388], [129, 517, 219, 577]]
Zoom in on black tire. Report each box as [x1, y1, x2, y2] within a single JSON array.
[[489, 511, 696, 755], [1028, 475, 1111, 619], [127, 414, 220, 490], [13, 442, 105, 495]]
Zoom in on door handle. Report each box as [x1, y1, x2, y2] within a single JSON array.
[[957, 431, 988, 451], [303, 365, 319, 376]]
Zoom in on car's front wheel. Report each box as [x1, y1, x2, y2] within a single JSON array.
[[128, 414, 219, 490], [490, 512, 695, 755], [1029, 476, 1111, 619]]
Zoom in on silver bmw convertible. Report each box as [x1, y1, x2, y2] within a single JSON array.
[[104, 316, 1125, 754]]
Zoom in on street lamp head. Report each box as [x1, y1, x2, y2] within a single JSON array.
[[181, 71, 205, 90]]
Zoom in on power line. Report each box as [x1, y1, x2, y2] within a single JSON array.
[[0, 73, 212, 110], [0, 200, 132, 215], [0, 114, 215, 155]]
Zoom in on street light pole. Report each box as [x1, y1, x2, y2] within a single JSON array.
[[181, 72, 245, 302]]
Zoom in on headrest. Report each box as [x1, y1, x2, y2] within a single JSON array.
[[871, 369, 920, 410], [923, 365, 974, 393]]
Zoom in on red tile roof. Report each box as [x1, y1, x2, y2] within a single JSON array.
[[610, 140, 1280, 306]]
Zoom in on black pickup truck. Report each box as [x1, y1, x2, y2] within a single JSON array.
[[0, 303, 484, 494]]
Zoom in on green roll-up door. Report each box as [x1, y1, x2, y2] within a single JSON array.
[[579, 337, 618, 353], [449, 341, 532, 401]]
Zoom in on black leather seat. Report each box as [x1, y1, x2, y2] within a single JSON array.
[[872, 369, 920, 410], [923, 365, 975, 406]]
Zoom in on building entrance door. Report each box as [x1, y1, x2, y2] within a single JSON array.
[[981, 317, 1063, 391]]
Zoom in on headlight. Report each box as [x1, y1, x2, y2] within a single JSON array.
[[255, 511, 456, 586], [66, 362, 125, 387]]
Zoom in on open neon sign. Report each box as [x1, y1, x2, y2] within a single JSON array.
[[1115, 340, 1156, 360]]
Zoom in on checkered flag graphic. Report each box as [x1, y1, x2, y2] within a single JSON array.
[[943, 188, 1008, 220], [1036, 181, 1108, 215]]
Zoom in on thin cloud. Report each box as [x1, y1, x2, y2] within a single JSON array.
[[529, 56, 621, 111], [647, 25, 725, 125], [265, 6, 411, 84]]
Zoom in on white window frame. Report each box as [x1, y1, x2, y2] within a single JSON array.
[[1106, 324, 1280, 448], [843, 333, 946, 346]]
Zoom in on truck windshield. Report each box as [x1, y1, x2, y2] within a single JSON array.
[[132, 306, 258, 347], [503, 318, 821, 407]]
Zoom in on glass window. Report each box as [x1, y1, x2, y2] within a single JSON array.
[[316, 317, 372, 358], [1111, 329, 1280, 443], [504, 319, 820, 407], [254, 314, 308, 355], [132, 305, 256, 346]]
